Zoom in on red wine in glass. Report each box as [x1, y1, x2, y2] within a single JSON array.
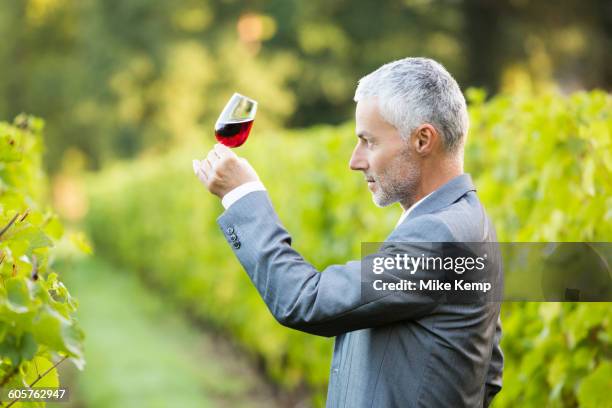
[[215, 119, 254, 148], [215, 93, 257, 148]]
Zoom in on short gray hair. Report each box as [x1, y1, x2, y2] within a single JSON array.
[[354, 57, 469, 152]]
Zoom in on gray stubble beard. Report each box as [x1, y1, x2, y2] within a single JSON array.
[[372, 146, 420, 208]]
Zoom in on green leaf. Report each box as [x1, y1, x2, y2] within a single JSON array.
[[0, 128, 23, 162], [578, 361, 612, 408], [43, 215, 64, 240], [32, 307, 85, 366], [0, 333, 36, 367], [581, 158, 596, 196], [5, 278, 31, 313], [572, 346, 597, 371], [19, 333, 38, 362], [547, 354, 567, 388], [22, 356, 60, 388], [70, 231, 93, 255], [21, 225, 54, 251], [0, 334, 21, 365]]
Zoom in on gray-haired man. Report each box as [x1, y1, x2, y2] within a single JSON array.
[[194, 57, 503, 407]]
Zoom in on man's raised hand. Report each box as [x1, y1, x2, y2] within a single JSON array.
[[193, 144, 260, 199]]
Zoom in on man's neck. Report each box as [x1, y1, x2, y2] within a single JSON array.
[[400, 159, 463, 211]]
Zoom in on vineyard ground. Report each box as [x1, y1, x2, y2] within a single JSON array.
[[47, 256, 293, 408]]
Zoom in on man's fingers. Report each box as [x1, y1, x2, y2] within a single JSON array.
[[202, 158, 213, 176], [206, 150, 219, 167], [192, 159, 207, 181], [195, 160, 208, 182], [214, 143, 236, 159]]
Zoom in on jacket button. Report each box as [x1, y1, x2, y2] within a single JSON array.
[[226, 227, 234, 234], [229, 234, 238, 242], [233, 241, 241, 249]]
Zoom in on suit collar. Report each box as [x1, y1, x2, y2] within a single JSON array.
[[404, 173, 476, 222]]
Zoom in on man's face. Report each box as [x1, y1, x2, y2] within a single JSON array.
[[350, 98, 421, 207]]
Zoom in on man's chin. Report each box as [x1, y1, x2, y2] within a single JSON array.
[[372, 193, 394, 208]]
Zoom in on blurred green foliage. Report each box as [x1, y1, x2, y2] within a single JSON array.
[[0, 0, 610, 171], [84, 90, 611, 407], [466, 90, 611, 408], [0, 116, 84, 406]]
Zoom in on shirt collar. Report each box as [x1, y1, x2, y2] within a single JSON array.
[[395, 191, 433, 228]]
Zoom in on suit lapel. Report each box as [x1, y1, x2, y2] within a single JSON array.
[[404, 173, 477, 223]]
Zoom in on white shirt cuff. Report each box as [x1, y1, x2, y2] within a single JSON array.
[[221, 181, 266, 209]]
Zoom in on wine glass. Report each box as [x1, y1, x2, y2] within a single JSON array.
[[214, 93, 257, 148]]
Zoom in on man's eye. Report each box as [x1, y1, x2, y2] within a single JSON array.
[[358, 137, 373, 147]]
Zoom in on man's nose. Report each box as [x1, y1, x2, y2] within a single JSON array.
[[349, 146, 368, 171]]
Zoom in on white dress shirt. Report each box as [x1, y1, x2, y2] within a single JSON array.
[[395, 192, 433, 228], [221, 181, 267, 209]]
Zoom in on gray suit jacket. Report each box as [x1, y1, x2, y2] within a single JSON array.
[[217, 174, 503, 407]]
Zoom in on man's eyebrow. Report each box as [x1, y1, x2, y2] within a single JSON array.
[[357, 131, 373, 139]]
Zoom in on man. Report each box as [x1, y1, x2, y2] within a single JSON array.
[[193, 57, 503, 407]]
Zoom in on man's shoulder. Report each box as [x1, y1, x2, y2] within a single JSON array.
[[391, 191, 490, 242]]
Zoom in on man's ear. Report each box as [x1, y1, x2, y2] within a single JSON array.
[[412, 124, 439, 154]]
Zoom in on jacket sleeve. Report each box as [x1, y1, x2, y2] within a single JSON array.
[[217, 190, 455, 337]]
